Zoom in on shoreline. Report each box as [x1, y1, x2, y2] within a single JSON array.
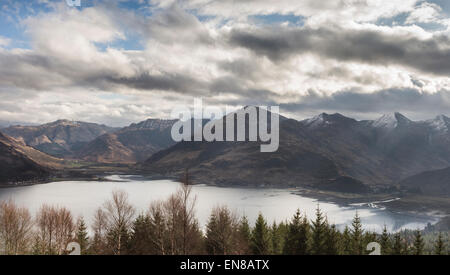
[[293, 186, 449, 218], [1, 172, 448, 228]]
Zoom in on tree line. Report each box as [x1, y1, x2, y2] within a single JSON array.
[[0, 182, 448, 255]]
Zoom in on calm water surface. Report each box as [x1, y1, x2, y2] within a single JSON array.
[[0, 175, 437, 232]]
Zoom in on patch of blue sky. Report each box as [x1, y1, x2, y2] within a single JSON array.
[[0, 2, 38, 49], [0, 19, 28, 49], [75, 0, 96, 9], [376, 11, 447, 31], [195, 14, 216, 23], [192, 12, 231, 28], [375, 12, 409, 26], [117, 0, 155, 17], [0, 0, 149, 50], [250, 13, 305, 27], [184, 9, 232, 29], [428, 0, 450, 15], [94, 33, 145, 52], [0, 0, 68, 49], [411, 21, 449, 31]]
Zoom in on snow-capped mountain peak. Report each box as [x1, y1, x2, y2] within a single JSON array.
[[302, 113, 355, 128], [372, 114, 397, 129], [127, 119, 176, 131], [303, 113, 327, 128], [372, 112, 411, 129], [426, 115, 450, 132], [394, 112, 411, 125]]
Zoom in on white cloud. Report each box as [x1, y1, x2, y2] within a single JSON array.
[[0, 36, 11, 47], [23, 5, 124, 59], [151, 0, 419, 24], [0, 1, 449, 125], [406, 2, 442, 24]]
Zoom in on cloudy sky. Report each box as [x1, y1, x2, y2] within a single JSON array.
[[1, 0, 450, 126]]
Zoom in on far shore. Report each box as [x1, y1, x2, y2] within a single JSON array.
[[1, 170, 448, 229]]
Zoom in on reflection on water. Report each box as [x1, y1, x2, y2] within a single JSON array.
[[0, 175, 437, 232]]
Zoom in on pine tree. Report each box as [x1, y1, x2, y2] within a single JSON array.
[[128, 214, 153, 254], [238, 216, 252, 254], [364, 232, 377, 243], [251, 213, 271, 255], [75, 217, 89, 255], [392, 232, 402, 255], [325, 224, 340, 255], [106, 225, 131, 255], [283, 209, 309, 255], [91, 232, 104, 255], [148, 202, 167, 255], [413, 230, 424, 255], [205, 206, 239, 255], [401, 231, 410, 255], [311, 206, 328, 255], [379, 225, 391, 255], [342, 226, 352, 255], [434, 232, 445, 255], [205, 211, 219, 254], [275, 221, 287, 253], [350, 212, 364, 255], [270, 222, 286, 255]]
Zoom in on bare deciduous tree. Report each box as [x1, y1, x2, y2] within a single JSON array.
[[179, 174, 198, 255], [162, 171, 203, 255], [91, 208, 108, 255], [34, 205, 74, 254], [0, 200, 34, 255], [103, 190, 136, 255], [164, 192, 182, 255]]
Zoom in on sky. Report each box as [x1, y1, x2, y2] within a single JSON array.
[[1, 0, 450, 126]]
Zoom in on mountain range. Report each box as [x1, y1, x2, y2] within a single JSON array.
[[0, 132, 62, 184], [1, 118, 177, 163], [76, 119, 177, 163], [2, 109, 450, 196], [1, 120, 117, 158], [143, 109, 450, 195]]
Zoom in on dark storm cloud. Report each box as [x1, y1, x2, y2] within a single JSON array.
[[280, 88, 450, 115], [122, 4, 214, 46], [102, 72, 281, 101], [229, 26, 450, 76], [104, 72, 208, 95], [0, 48, 280, 100], [209, 76, 276, 100], [217, 59, 264, 81], [0, 51, 59, 90]]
